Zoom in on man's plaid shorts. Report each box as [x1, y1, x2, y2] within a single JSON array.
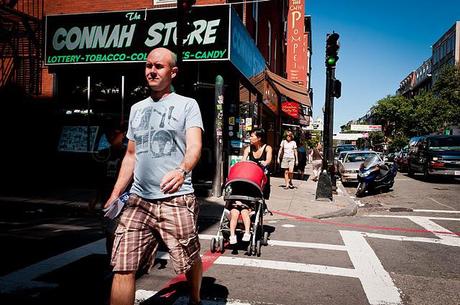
[[111, 193, 200, 274]]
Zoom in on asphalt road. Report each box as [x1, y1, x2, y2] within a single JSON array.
[[1, 173, 459, 305]]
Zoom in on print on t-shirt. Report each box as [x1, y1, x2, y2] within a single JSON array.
[[150, 129, 177, 158]]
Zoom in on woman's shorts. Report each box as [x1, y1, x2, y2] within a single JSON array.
[[111, 193, 200, 275], [281, 157, 296, 172]]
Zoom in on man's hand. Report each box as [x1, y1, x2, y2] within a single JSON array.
[[160, 169, 185, 194], [103, 193, 119, 209]]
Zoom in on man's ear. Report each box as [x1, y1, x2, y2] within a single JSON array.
[[171, 66, 178, 79]]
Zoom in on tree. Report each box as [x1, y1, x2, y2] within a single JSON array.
[[432, 64, 460, 125], [372, 95, 415, 137], [412, 91, 456, 135]]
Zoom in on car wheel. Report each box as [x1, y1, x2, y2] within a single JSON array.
[[423, 166, 430, 180], [407, 163, 414, 177]]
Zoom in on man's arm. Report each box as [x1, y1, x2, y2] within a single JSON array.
[[104, 140, 136, 208], [160, 127, 202, 194]]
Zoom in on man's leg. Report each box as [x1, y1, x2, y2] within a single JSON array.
[[186, 256, 203, 304], [111, 271, 136, 305]]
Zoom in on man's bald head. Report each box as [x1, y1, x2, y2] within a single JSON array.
[[147, 47, 177, 68]]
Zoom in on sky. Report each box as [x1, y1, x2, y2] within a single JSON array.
[[306, 0, 460, 132]]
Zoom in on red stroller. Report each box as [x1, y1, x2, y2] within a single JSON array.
[[210, 161, 269, 256]]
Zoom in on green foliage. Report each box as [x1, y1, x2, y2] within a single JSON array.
[[431, 64, 460, 125], [389, 135, 408, 151]]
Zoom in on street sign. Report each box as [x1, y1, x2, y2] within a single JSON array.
[[350, 124, 382, 132]]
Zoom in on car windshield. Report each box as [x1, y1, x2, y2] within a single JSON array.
[[428, 137, 460, 151], [345, 152, 376, 163], [362, 154, 381, 169], [336, 145, 357, 153]]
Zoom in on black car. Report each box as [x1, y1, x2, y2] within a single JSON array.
[[407, 135, 460, 178]]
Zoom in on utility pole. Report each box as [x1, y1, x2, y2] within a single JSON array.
[[316, 32, 341, 200], [176, 0, 195, 93]]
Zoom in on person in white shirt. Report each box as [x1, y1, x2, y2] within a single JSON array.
[[277, 131, 298, 189]]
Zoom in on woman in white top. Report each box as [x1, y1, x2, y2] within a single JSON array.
[[277, 131, 298, 189]]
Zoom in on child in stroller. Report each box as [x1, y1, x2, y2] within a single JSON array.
[[210, 161, 270, 256], [228, 199, 253, 244]]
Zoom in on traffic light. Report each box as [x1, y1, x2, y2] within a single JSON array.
[[177, 0, 196, 36], [332, 79, 341, 98], [325, 32, 340, 67], [178, 0, 196, 12]]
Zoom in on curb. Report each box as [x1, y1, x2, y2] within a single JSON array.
[[312, 182, 358, 219]]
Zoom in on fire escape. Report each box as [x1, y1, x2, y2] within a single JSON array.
[[0, 0, 43, 95]]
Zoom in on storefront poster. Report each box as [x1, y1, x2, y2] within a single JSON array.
[[45, 5, 230, 65], [281, 101, 300, 118], [58, 126, 99, 152]]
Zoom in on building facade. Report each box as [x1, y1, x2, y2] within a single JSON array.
[[0, 0, 312, 195]]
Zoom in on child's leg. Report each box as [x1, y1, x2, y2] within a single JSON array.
[[241, 209, 251, 234], [229, 208, 240, 236]]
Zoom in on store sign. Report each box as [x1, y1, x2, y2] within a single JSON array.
[[281, 101, 299, 119], [286, 0, 306, 84], [350, 124, 382, 132], [45, 5, 230, 65]]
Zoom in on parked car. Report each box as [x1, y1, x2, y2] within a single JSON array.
[[337, 150, 383, 184], [407, 135, 460, 178], [394, 146, 409, 172], [334, 144, 357, 157]]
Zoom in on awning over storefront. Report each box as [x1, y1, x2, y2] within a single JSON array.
[[265, 70, 311, 107]]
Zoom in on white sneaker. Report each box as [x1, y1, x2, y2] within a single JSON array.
[[229, 235, 237, 244], [242, 233, 251, 242]]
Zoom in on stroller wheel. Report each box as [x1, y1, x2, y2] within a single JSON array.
[[263, 231, 269, 246], [219, 237, 225, 253], [256, 240, 261, 257], [210, 237, 217, 253], [247, 240, 252, 256]]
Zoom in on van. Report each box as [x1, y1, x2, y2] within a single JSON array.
[[407, 135, 460, 178]]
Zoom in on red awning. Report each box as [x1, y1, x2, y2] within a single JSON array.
[[265, 69, 311, 107]]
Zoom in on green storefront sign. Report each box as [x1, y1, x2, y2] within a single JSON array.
[[45, 5, 230, 65]]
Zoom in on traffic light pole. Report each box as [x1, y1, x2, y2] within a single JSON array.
[[316, 66, 334, 200], [316, 32, 340, 201]]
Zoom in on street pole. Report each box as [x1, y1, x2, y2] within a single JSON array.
[[315, 66, 333, 200], [316, 32, 340, 201]]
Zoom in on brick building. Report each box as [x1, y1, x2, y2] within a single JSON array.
[[1, 0, 311, 194]]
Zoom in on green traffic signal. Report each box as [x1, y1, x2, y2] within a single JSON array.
[[327, 57, 337, 66]]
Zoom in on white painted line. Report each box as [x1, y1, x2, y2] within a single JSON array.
[[413, 209, 460, 214], [200, 234, 348, 251], [406, 216, 460, 247], [215, 256, 358, 278], [268, 239, 348, 251], [0, 238, 106, 293], [428, 197, 456, 210], [362, 232, 460, 247], [365, 215, 460, 246], [366, 215, 460, 221], [340, 231, 402, 305]]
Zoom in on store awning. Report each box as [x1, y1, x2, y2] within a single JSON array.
[[265, 70, 311, 107]]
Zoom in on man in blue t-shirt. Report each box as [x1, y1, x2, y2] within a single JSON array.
[[104, 47, 204, 305]]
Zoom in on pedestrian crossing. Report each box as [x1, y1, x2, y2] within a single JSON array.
[[2, 210, 459, 305]]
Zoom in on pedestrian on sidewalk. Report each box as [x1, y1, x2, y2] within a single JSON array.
[[242, 128, 273, 199], [277, 131, 298, 189], [310, 142, 323, 182], [297, 142, 307, 180], [104, 47, 204, 305]]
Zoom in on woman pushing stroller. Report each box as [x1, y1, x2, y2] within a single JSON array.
[[228, 128, 273, 244]]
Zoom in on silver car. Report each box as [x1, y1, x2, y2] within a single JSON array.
[[337, 151, 383, 184]]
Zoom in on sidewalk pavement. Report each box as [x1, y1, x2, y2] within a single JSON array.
[[0, 164, 357, 220]]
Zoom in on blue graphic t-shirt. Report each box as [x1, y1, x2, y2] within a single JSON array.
[[126, 93, 204, 199]]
